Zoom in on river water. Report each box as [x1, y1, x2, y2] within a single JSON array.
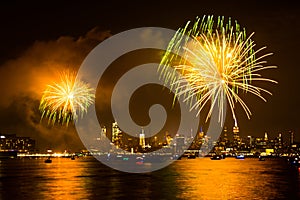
[[0, 156, 299, 200]]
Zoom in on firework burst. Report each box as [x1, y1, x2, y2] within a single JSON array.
[[159, 15, 277, 123], [39, 71, 94, 125]]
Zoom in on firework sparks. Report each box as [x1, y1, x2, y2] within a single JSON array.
[[159, 15, 277, 123], [39, 71, 94, 125]]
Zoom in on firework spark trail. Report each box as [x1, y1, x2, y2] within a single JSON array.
[[39, 71, 94, 125], [159, 15, 277, 123]]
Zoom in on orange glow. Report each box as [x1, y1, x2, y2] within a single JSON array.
[[173, 158, 275, 199], [41, 158, 91, 199]]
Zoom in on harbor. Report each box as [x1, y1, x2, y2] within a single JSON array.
[[1, 155, 300, 200]]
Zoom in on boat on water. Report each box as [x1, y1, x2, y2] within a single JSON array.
[[288, 156, 300, 167], [44, 157, 52, 163], [135, 157, 144, 165], [236, 154, 245, 159], [103, 153, 172, 164], [210, 155, 222, 160]]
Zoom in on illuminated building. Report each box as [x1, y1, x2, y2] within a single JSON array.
[[198, 127, 204, 138], [97, 126, 107, 141], [275, 133, 283, 150], [289, 130, 294, 146], [139, 127, 145, 148], [112, 122, 121, 143], [101, 126, 107, 137], [164, 131, 172, 146], [152, 136, 158, 147], [233, 120, 241, 149], [264, 132, 268, 141], [278, 133, 282, 144], [175, 134, 185, 153], [269, 133, 284, 154], [254, 137, 267, 151], [0, 134, 35, 153], [166, 136, 173, 146], [219, 126, 229, 147]]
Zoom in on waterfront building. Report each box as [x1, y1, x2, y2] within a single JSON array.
[[175, 134, 185, 153], [112, 122, 121, 143], [274, 133, 283, 152], [0, 134, 35, 153], [219, 126, 229, 148], [139, 127, 146, 148], [101, 126, 107, 138], [264, 132, 268, 142], [247, 136, 254, 149]]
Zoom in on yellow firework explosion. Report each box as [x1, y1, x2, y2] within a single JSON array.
[[39, 71, 94, 125], [159, 15, 277, 123]]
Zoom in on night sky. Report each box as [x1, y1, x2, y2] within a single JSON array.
[[0, 1, 299, 151]]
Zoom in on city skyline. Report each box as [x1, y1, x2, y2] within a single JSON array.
[[0, 120, 297, 153], [0, 1, 299, 151]]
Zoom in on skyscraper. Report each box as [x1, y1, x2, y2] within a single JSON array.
[[112, 122, 121, 143], [289, 130, 294, 146], [220, 126, 228, 147], [275, 133, 283, 151], [278, 133, 282, 146], [233, 120, 240, 149], [264, 132, 268, 141], [101, 126, 107, 138], [139, 127, 145, 148]]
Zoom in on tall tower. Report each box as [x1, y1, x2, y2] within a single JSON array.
[[277, 133, 283, 150], [289, 130, 294, 146], [112, 122, 121, 143], [221, 126, 228, 147], [264, 132, 268, 141], [198, 127, 204, 138], [139, 127, 146, 148], [233, 120, 240, 148], [101, 126, 107, 138], [278, 133, 282, 146]]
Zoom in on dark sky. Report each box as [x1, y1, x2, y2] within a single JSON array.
[[0, 1, 299, 150]]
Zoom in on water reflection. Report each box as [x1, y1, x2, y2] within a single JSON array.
[[38, 158, 90, 199], [170, 158, 300, 199], [0, 157, 300, 199]]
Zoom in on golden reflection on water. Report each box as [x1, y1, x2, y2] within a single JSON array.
[[40, 157, 91, 200], [171, 158, 290, 200], [1, 156, 299, 199]]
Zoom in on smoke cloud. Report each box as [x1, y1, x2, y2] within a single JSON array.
[[0, 27, 111, 152]]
